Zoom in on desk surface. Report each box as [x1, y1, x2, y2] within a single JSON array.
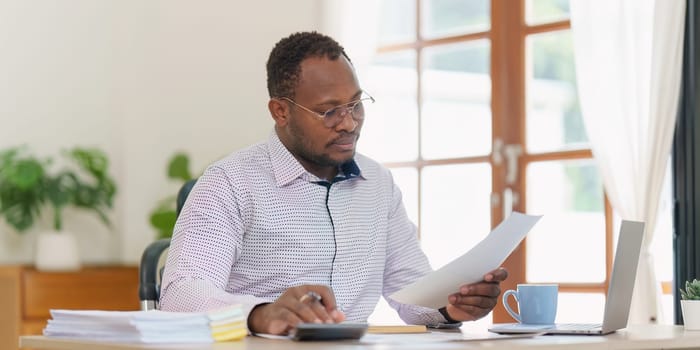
[[19, 325, 700, 350]]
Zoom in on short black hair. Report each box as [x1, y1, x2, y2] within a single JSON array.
[[266, 31, 351, 98]]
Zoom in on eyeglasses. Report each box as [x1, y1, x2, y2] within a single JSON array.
[[278, 91, 375, 128]]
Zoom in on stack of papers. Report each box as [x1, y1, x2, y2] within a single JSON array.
[[43, 305, 246, 343]]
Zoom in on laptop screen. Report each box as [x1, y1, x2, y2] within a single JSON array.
[[601, 220, 645, 333]]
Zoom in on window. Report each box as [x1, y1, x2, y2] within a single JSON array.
[[347, 0, 673, 326]]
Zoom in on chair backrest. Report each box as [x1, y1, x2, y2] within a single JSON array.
[[138, 238, 170, 310], [139, 178, 197, 310], [176, 179, 198, 217]]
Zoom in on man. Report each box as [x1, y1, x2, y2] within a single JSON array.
[[159, 31, 507, 335]]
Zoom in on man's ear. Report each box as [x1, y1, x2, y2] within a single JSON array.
[[268, 99, 289, 127]]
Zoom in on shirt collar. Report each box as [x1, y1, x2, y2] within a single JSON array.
[[268, 131, 366, 187]]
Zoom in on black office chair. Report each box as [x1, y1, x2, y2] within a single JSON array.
[[139, 178, 197, 310]]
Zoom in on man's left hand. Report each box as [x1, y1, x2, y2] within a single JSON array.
[[444, 267, 508, 322]]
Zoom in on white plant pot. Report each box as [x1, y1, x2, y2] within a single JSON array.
[[35, 231, 81, 271], [682, 300, 700, 331]]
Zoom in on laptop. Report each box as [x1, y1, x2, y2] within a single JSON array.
[[488, 220, 645, 335]]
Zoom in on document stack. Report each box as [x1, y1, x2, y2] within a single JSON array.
[[43, 305, 247, 343]]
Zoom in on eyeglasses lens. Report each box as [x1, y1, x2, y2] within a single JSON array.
[[323, 101, 366, 127]]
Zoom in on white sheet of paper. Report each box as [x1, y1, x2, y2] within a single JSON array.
[[389, 212, 542, 309]]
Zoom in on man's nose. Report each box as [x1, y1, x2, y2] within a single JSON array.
[[334, 108, 358, 131]]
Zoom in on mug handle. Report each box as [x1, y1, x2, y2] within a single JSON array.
[[502, 289, 521, 323]]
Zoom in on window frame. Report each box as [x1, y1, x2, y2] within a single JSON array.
[[370, 0, 670, 323]]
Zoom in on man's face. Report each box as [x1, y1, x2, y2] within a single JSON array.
[[280, 56, 364, 172]]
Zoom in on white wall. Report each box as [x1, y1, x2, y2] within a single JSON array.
[[0, 0, 323, 265]]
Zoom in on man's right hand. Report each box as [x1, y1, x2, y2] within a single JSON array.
[[247, 285, 346, 335]]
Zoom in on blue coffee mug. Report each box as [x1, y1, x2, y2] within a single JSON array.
[[502, 284, 558, 324]]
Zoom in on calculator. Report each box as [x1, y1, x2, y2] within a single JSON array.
[[290, 323, 368, 341]]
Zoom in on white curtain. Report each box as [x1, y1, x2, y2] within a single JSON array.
[[570, 0, 685, 324]]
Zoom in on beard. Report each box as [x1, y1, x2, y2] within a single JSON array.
[[287, 117, 357, 168]]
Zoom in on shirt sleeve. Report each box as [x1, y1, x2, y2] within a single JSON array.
[[159, 166, 268, 325], [381, 178, 449, 326]]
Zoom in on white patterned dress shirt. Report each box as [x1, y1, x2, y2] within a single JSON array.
[[159, 131, 448, 327]]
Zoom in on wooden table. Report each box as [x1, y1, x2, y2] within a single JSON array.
[[19, 325, 700, 350]]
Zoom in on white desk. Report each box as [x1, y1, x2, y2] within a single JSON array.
[[19, 325, 700, 350]]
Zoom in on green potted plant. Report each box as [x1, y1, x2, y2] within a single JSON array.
[[680, 279, 700, 330], [149, 153, 193, 239], [0, 146, 116, 271]]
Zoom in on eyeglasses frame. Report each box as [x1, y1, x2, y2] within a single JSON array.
[[276, 91, 375, 128]]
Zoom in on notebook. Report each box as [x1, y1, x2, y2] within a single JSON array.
[[489, 220, 645, 335]]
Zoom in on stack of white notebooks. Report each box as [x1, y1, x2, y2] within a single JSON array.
[[43, 305, 246, 343]]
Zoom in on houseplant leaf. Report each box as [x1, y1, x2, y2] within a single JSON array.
[[148, 153, 195, 239], [150, 195, 178, 238], [0, 148, 47, 232], [168, 153, 192, 182], [0, 146, 117, 234]]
